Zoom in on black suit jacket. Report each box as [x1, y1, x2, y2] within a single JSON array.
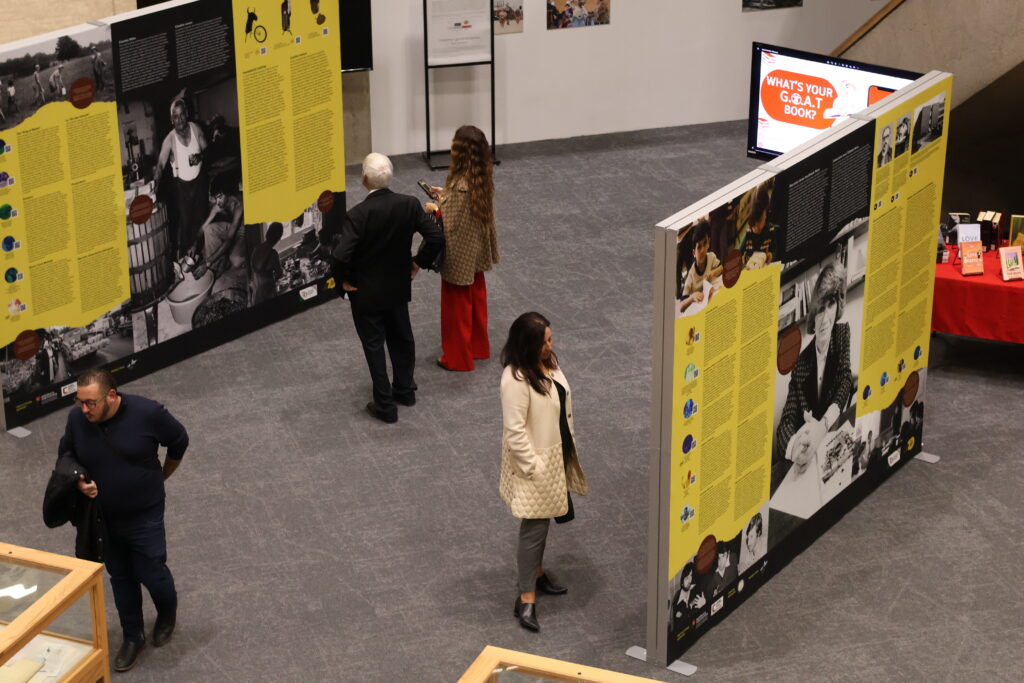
[[332, 189, 444, 310]]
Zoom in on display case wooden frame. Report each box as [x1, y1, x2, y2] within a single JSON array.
[[0, 542, 110, 682], [459, 645, 659, 683]]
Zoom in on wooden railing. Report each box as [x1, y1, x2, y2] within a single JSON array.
[[831, 0, 907, 57]]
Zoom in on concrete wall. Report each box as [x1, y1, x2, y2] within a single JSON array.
[[369, 0, 890, 156], [841, 0, 1024, 108]]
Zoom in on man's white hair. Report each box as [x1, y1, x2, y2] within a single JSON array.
[[362, 152, 393, 190]]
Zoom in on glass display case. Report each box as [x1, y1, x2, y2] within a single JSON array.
[[460, 646, 660, 683], [0, 542, 109, 682]]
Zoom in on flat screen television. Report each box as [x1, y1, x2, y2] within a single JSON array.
[[747, 42, 920, 160]]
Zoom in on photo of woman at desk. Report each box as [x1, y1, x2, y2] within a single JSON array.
[[768, 259, 863, 543]]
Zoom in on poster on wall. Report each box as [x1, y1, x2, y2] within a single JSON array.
[[1, 0, 345, 429], [546, 0, 610, 29], [0, 23, 129, 419], [426, 0, 491, 66], [742, 0, 802, 10], [652, 72, 952, 663], [493, 2, 524, 34]]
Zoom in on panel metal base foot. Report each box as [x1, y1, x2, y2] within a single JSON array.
[[7, 427, 31, 438], [916, 451, 940, 463], [625, 646, 697, 676]]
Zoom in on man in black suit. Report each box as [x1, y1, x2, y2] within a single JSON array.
[[333, 153, 444, 423]]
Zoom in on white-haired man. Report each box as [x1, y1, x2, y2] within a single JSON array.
[[332, 153, 445, 422]]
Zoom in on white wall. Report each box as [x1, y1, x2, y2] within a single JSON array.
[[368, 0, 890, 156]]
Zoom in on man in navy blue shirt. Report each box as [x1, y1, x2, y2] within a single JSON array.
[[59, 368, 188, 672]]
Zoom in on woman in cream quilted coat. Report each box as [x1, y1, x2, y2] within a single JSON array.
[[499, 312, 587, 632]]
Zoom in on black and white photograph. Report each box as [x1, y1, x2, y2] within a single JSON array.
[[876, 123, 893, 167], [911, 92, 946, 154], [742, 0, 802, 11], [668, 554, 705, 639], [768, 249, 866, 544], [249, 199, 336, 307], [0, 25, 113, 131], [1, 302, 133, 403], [737, 504, 769, 573], [894, 113, 910, 157], [112, 0, 245, 349]]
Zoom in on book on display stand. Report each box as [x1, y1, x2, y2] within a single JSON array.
[[960, 241, 984, 276], [998, 246, 1023, 281]]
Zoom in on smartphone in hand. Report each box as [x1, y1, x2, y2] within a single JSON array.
[[417, 179, 436, 200]]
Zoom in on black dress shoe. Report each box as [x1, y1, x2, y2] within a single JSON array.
[[536, 573, 568, 595], [365, 402, 397, 423], [152, 611, 176, 647], [514, 597, 540, 632], [113, 639, 145, 672], [394, 392, 416, 407]]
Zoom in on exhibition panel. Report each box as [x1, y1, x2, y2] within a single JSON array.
[[0, 0, 346, 428], [649, 70, 952, 665]]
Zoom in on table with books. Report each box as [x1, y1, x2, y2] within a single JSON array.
[[932, 250, 1024, 343]]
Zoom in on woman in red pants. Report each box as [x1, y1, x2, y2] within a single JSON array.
[[434, 125, 499, 371]]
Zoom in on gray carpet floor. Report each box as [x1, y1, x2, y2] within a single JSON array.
[[3, 121, 1022, 682]]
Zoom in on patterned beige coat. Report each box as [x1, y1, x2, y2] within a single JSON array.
[[499, 365, 588, 519], [439, 182, 499, 286]]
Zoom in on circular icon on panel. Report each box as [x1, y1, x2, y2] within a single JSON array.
[[897, 358, 906, 372], [902, 370, 920, 407], [129, 195, 153, 225], [914, 345, 922, 360], [722, 249, 743, 288], [696, 535, 717, 574], [680, 504, 695, 523], [0, 204, 12, 220], [682, 434, 697, 454], [68, 77, 97, 109], [13, 329, 40, 359], [317, 190, 335, 213], [684, 398, 698, 419], [1, 236, 14, 252], [863, 385, 871, 400], [777, 325, 801, 375], [0, 139, 6, 155], [684, 363, 699, 382], [4, 267, 17, 283], [880, 371, 889, 387]]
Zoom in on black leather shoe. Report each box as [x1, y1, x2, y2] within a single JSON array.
[[113, 639, 145, 672], [394, 393, 416, 407], [514, 597, 540, 632], [536, 573, 568, 595], [152, 611, 176, 647], [366, 402, 397, 423]]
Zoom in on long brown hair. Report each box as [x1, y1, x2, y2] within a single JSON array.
[[446, 124, 494, 225], [501, 312, 557, 395]]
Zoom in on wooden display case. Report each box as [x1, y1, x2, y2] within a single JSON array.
[[459, 646, 660, 683], [0, 543, 109, 682]]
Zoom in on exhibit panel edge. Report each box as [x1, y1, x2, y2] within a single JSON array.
[[647, 70, 953, 664]]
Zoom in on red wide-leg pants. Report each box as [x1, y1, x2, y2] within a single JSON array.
[[439, 271, 490, 371]]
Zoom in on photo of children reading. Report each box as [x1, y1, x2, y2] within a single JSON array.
[[678, 220, 723, 316]]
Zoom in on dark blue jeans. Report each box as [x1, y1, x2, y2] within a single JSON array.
[[103, 500, 177, 642]]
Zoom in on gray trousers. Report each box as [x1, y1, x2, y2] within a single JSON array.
[[517, 517, 551, 593]]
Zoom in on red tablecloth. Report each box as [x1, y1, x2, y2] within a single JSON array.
[[932, 250, 1024, 343]]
